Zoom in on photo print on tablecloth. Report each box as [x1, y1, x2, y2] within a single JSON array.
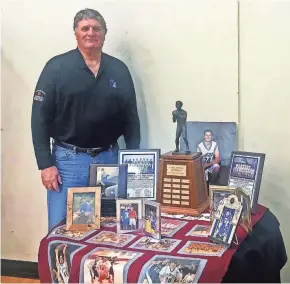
[[85, 231, 136, 247], [48, 240, 87, 283], [79, 247, 143, 284], [186, 225, 211, 238], [100, 216, 117, 228], [138, 255, 207, 283], [161, 219, 188, 237], [178, 240, 227, 257], [47, 224, 97, 241], [128, 236, 182, 253]]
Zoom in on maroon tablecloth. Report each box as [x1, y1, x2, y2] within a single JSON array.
[[38, 204, 267, 283]]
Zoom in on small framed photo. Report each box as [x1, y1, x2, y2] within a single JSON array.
[[118, 149, 161, 200], [142, 200, 161, 240], [228, 151, 265, 213], [235, 187, 252, 234], [116, 199, 142, 233], [66, 187, 101, 231], [209, 185, 237, 221], [208, 194, 243, 247]]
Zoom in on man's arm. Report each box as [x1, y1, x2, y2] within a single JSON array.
[[31, 59, 57, 170], [123, 68, 141, 149]]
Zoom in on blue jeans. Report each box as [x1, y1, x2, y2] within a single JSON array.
[[47, 143, 118, 231]]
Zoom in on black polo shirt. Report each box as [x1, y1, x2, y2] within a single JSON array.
[[31, 48, 140, 170]]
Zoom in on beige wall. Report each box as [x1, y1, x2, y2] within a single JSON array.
[[1, 0, 289, 281]]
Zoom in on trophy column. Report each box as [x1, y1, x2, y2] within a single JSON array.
[[157, 151, 209, 216]]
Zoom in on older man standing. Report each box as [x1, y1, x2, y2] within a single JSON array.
[[31, 8, 140, 230]]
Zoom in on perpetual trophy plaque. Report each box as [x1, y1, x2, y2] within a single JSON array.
[[157, 151, 209, 216]]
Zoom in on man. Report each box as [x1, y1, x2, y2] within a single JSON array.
[[197, 129, 221, 184], [52, 244, 69, 283], [129, 206, 137, 230], [31, 9, 140, 231], [172, 101, 190, 153]]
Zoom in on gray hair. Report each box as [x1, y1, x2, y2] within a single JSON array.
[[73, 8, 107, 34]]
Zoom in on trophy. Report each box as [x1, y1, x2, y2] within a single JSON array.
[[157, 101, 209, 216]]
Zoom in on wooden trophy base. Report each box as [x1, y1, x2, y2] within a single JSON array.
[[157, 151, 209, 216]]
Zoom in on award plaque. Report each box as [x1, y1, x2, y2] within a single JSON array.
[[157, 151, 209, 216]]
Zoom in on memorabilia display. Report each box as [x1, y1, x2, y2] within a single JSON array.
[[88, 164, 128, 216], [142, 200, 161, 240], [161, 219, 188, 237], [138, 255, 207, 283], [178, 240, 227, 257], [186, 224, 211, 238], [208, 194, 243, 247], [172, 100, 191, 154], [209, 185, 237, 221], [235, 187, 252, 233], [157, 151, 209, 216], [86, 231, 136, 247], [228, 151, 265, 213], [100, 216, 117, 227], [118, 149, 160, 199], [129, 236, 182, 252], [116, 199, 142, 233], [66, 187, 101, 231]]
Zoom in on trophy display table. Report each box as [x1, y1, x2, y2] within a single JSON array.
[[37, 205, 273, 283]]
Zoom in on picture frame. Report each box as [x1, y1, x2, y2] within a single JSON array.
[[208, 194, 243, 247], [235, 187, 252, 234], [66, 187, 101, 231], [88, 164, 128, 216], [116, 199, 143, 233], [227, 151, 265, 213], [209, 185, 237, 221], [118, 149, 161, 200], [142, 200, 161, 240]]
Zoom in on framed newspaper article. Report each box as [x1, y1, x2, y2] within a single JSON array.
[[118, 149, 161, 200], [227, 151, 265, 213]]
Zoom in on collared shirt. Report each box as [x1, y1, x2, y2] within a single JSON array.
[[31, 48, 140, 170]]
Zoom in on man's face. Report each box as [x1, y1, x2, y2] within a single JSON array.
[[59, 255, 64, 264], [75, 19, 105, 51], [204, 132, 212, 142], [176, 102, 182, 110]]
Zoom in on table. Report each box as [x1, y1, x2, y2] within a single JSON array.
[[37, 204, 286, 283]]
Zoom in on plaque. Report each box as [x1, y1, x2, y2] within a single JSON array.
[[227, 151, 265, 213], [157, 151, 209, 216]]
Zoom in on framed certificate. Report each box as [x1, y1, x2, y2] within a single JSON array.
[[118, 149, 161, 200], [227, 151, 265, 213]]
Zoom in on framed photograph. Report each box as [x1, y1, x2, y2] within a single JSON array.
[[209, 185, 237, 221], [89, 164, 128, 216], [142, 200, 161, 240], [66, 187, 101, 231], [235, 187, 252, 234], [118, 149, 161, 200], [227, 151, 265, 213], [208, 194, 243, 247], [116, 199, 142, 233]]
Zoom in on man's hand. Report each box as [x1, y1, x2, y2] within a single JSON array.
[[41, 166, 62, 191]]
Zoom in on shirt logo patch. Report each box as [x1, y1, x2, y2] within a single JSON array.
[[33, 90, 45, 102], [109, 78, 117, 88]]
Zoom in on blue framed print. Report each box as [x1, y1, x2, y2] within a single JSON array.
[[118, 149, 161, 200]]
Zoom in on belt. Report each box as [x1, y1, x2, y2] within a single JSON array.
[[54, 140, 115, 157]]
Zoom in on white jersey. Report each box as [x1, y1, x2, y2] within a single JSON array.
[[159, 266, 182, 283], [58, 263, 69, 283], [197, 141, 218, 163]]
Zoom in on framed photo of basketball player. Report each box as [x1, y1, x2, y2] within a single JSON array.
[[208, 194, 243, 247], [116, 199, 142, 233], [66, 187, 101, 232], [88, 164, 128, 216], [142, 200, 161, 240], [227, 151, 265, 213], [118, 149, 161, 200]]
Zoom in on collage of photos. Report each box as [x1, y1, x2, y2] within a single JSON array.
[[186, 225, 211, 238], [138, 255, 207, 284], [80, 248, 142, 284], [161, 219, 188, 237]]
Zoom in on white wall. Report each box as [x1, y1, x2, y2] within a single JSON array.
[[1, 0, 290, 281]]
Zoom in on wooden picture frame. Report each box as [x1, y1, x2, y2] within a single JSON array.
[[227, 151, 265, 213], [88, 164, 128, 216], [66, 187, 101, 232], [209, 185, 237, 221], [142, 200, 161, 240], [116, 199, 142, 233], [118, 149, 161, 200]]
